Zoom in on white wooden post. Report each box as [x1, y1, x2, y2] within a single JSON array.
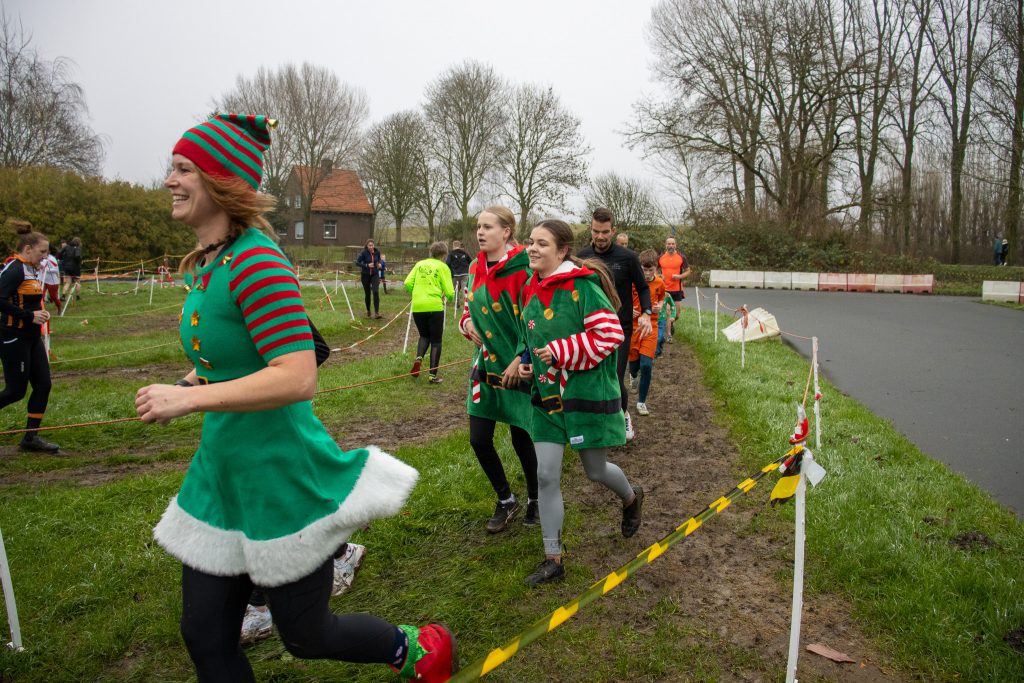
[[338, 279, 354, 319], [0, 525, 24, 652], [714, 293, 719, 341], [695, 285, 702, 328], [149, 276, 155, 305], [813, 336, 822, 449], [784, 473, 807, 683], [318, 280, 336, 312], [403, 307, 413, 354]]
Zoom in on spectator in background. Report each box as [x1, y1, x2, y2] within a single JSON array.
[[406, 241, 454, 384], [41, 252, 61, 312], [1001, 239, 1010, 266], [355, 238, 383, 319], [445, 239, 472, 311], [616, 232, 630, 249], [994, 236, 1004, 265], [59, 236, 83, 302], [56, 239, 68, 289]]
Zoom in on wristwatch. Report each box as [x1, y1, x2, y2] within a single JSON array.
[[642, 309, 652, 316]]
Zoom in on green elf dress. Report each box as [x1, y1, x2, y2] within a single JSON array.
[[520, 261, 626, 449], [154, 228, 418, 586], [458, 245, 533, 429]]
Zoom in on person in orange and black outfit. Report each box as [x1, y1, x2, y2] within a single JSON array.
[[0, 220, 59, 452]]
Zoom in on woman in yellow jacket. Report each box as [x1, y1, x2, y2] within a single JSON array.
[[405, 241, 455, 383]]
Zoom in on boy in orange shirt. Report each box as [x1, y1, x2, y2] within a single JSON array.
[[628, 250, 666, 416]]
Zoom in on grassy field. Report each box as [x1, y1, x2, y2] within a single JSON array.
[[0, 285, 1021, 681]]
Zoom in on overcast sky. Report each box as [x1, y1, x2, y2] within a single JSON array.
[[9, 0, 667, 214]]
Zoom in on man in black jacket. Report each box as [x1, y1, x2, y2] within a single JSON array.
[[445, 240, 473, 311], [577, 208, 651, 442]]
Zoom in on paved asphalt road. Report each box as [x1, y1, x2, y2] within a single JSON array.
[[691, 287, 1023, 517]]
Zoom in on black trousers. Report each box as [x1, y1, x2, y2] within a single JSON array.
[[469, 415, 539, 501], [616, 323, 633, 411], [361, 272, 380, 313], [0, 334, 51, 419], [181, 559, 402, 682]]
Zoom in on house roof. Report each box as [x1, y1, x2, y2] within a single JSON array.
[[291, 166, 374, 215]]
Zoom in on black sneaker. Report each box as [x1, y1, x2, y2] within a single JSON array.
[[621, 485, 644, 538], [522, 499, 540, 526], [486, 497, 520, 534], [524, 558, 565, 586], [19, 434, 60, 453]]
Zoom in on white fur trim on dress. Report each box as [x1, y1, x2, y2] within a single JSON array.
[[153, 446, 418, 586]]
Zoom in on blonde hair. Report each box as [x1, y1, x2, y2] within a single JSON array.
[[533, 219, 621, 312], [480, 206, 517, 243], [178, 168, 277, 273]]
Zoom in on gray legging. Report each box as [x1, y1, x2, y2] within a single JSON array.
[[535, 441, 634, 556]]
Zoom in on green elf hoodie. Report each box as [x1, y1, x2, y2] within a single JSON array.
[[520, 260, 626, 449], [459, 244, 533, 429]]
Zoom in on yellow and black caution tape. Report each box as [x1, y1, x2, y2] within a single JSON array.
[[449, 448, 798, 682]]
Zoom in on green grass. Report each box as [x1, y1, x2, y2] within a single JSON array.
[[2, 283, 1022, 681], [678, 308, 1024, 681]]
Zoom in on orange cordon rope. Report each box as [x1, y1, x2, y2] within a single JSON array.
[[50, 341, 179, 364], [332, 303, 411, 352], [0, 417, 143, 436], [1, 357, 474, 435], [314, 357, 472, 394]]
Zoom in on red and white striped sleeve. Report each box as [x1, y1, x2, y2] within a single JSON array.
[[458, 288, 473, 339], [546, 308, 623, 371]]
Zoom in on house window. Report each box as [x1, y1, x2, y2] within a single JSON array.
[[323, 221, 337, 240], [282, 196, 290, 209], [274, 224, 288, 236], [294, 195, 302, 209], [294, 221, 304, 240]]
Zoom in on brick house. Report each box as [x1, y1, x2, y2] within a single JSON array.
[[277, 165, 375, 246]]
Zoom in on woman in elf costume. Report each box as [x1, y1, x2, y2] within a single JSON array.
[[457, 207, 539, 534], [134, 114, 456, 682], [516, 219, 644, 586]]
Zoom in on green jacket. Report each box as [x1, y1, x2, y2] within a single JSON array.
[[405, 257, 454, 312], [520, 261, 626, 449], [459, 245, 533, 429]]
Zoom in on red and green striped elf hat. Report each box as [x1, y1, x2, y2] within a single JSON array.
[[172, 114, 275, 190]]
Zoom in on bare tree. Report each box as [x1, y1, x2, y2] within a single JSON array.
[[413, 145, 451, 243], [359, 111, 427, 243], [424, 61, 506, 221], [925, 0, 997, 262], [0, 10, 103, 174], [215, 66, 293, 196], [584, 172, 662, 229], [497, 83, 590, 230]]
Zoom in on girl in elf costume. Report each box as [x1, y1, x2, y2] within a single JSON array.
[[457, 207, 539, 533], [135, 114, 456, 682], [516, 219, 644, 586]]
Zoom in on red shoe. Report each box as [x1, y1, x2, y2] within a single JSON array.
[[411, 357, 422, 378], [788, 404, 809, 444], [394, 623, 457, 682]]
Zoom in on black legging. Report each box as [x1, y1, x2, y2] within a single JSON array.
[[0, 335, 51, 434], [181, 559, 404, 682], [361, 272, 380, 314], [413, 311, 444, 374], [616, 323, 633, 411], [469, 415, 539, 501]]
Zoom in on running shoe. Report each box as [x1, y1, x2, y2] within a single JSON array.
[[411, 356, 422, 378], [394, 623, 458, 682], [624, 411, 635, 441], [486, 496, 520, 533], [524, 558, 565, 586], [636, 402, 650, 416], [621, 485, 644, 538], [19, 435, 59, 453], [332, 543, 366, 596], [522, 499, 540, 526], [239, 604, 273, 645]]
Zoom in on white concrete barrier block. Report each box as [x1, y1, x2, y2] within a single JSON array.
[[764, 271, 792, 289], [734, 271, 765, 288], [875, 274, 904, 293], [709, 270, 737, 288], [982, 280, 1022, 303], [791, 272, 818, 291]]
